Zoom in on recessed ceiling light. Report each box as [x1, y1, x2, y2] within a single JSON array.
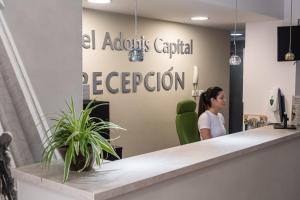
[[191, 16, 209, 21], [87, 0, 111, 4], [230, 33, 243, 36]]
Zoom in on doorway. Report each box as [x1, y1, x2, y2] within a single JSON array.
[[229, 39, 245, 133]]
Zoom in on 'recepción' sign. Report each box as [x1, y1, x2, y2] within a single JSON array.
[[82, 30, 193, 59], [82, 67, 184, 95]]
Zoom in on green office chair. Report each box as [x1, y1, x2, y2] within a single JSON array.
[[176, 100, 200, 145]]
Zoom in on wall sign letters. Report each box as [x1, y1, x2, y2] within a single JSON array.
[[82, 67, 184, 95], [82, 31, 189, 95], [82, 30, 193, 59]]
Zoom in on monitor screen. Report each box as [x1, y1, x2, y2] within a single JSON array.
[[277, 89, 285, 123], [277, 26, 300, 61]]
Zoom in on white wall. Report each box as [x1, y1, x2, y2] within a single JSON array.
[[83, 9, 230, 157], [243, 0, 300, 123], [244, 21, 296, 123], [2, 0, 82, 120]]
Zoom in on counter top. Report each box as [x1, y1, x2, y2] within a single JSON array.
[[13, 126, 300, 200]]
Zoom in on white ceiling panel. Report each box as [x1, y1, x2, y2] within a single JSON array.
[[82, 0, 281, 30]]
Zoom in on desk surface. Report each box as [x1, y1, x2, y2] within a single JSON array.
[[13, 126, 300, 200]]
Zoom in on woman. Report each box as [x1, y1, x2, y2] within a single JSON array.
[[198, 86, 226, 140]]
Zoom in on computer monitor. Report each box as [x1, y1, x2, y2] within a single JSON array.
[[277, 88, 285, 123], [273, 88, 296, 129]]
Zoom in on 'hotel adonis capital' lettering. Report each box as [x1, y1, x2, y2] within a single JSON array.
[[83, 68, 184, 95], [82, 30, 193, 59]]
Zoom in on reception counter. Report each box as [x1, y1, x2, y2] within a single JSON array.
[[13, 126, 300, 200]]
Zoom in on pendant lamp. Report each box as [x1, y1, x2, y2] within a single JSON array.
[[285, 0, 295, 61], [128, 0, 144, 62], [229, 0, 242, 66]]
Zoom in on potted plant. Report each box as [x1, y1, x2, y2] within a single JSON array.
[[42, 99, 125, 182]]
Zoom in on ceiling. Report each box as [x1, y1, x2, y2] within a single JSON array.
[[82, 0, 278, 30]]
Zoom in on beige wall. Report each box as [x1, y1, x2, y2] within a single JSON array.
[[83, 9, 230, 157]]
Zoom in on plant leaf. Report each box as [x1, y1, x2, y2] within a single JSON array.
[[63, 141, 74, 182], [74, 141, 80, 156]]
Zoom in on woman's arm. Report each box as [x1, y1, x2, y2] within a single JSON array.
[[200, 128, 211, 140]]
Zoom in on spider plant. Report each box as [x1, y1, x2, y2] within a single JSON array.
[[42, 99, 124, 182]]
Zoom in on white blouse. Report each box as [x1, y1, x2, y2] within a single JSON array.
[[198, 110, 226, 138]]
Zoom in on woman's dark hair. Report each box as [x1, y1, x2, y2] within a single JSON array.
[[198, 86, 223, 117]]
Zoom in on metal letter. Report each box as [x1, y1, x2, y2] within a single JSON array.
[[93, 72, 103, 95], [175, 72, 185, 90], [132, 72, 143, 93], [113, 32, 123, 51], [144, 72, 156, 92], [91, 30, 96, 50], [102, 32, 114, 50], [106, 72, 119, 94], [82, 34, 90, 49], [121, 72, 131, 93], [157, 72, 161, 91], [162, 69, 174, 91], [154, 38, 163, 53]]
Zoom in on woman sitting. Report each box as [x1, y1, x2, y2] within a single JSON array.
[[198, 87, 226, 140]]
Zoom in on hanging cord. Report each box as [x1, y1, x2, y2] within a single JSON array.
[[289, 0, 293, 52], [134, 0, 138, 39], [234, 0, 237, 55]]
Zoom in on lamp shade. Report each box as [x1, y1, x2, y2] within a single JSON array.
[[285, 51, 295, 61], [129, 47, 144, 62], [229, 54, 242, 66]]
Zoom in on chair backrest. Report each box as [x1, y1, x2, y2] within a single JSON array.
[[176, 100, 200, 145]]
